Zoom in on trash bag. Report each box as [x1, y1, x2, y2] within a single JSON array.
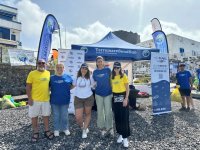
[[19, 101, 27, 106], [1, 98, 16, 109], [0, 98, 3, 110], [193, 76, 199, 90], [170, 87, 182, 103]]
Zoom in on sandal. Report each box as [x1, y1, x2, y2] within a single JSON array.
[[32, 132, 39, 142], [44, 130, 54, 140]]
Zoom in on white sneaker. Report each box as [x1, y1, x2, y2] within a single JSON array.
[[117, 135, 123, 143], [54, 130, 59, 137], [64, 130, 70, 136], [82, 129, 87, 138], [123, 138, 129, 148], [85, 128, 89, 134]]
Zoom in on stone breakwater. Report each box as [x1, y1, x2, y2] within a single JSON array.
[[0, 64, 54, 97], [0, 98, 200, 150]]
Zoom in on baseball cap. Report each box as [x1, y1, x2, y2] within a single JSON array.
[[179, 63, 185, 67], [81, 63, 88, 68], [113, 62, 121, 68]]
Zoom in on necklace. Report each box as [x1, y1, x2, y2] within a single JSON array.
[[78, 77, 86, 88]]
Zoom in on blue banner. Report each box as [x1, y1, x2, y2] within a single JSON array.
[[71, 45, 159, 61], [37, 14, 59, 62], [152, 30, 169, 53], [151, 52, 171, 115]]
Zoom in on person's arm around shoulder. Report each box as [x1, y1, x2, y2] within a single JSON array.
[[69, 75, 75, 89], [123, 74, 129, 107]]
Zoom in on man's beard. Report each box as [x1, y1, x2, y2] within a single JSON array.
[[37, 67, 45, 71]]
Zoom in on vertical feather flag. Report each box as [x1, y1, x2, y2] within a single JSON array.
[[151, 18, 169, 53], [37, 14, 60, 62]]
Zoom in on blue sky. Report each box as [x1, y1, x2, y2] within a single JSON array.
[[1, 0, 200, 51]]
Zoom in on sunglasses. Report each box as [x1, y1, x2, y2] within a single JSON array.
[[114, 67, 120, 69], [81, 67, 88, 70], [38, 62, 45, 65]]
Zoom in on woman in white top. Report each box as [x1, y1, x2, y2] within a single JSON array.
[[73, 63, 95, 139]]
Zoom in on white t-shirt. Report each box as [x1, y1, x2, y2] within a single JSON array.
[[73, 76, 95, 99]]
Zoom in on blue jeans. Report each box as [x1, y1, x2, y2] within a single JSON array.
[[51, 104, 69, 131]]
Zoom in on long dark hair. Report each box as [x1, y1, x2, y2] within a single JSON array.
[[77, 67, 90, 79], [111, 68, 124, 79]]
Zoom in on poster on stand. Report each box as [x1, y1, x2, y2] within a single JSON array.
[[151, 52, 171, 115], [8, 49, 36, 66], [58, 49, 85, 114]]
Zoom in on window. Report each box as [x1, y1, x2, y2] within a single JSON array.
[[11, 34, 16, 41], [0, 27, 10, 40], [192, 50, 196, 56], [179, 48, 184, 53]]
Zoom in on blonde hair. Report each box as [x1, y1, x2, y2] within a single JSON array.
[[56, 63, 64, 68]]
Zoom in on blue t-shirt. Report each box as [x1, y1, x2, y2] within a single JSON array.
[[196, 69, 200, 80], [176, 70, 191, 89], [50, 74, 73, 105], [93, 67, 112, 96]]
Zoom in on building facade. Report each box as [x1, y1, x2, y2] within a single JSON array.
[[136, 34, 200, 75], [0, 4, 22, 63]]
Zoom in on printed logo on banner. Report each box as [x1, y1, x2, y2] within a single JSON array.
[[68, 65, 74, 68], [142, 50, 150, 57], [70, 51, 73, 55], [154, 56, 167, 63], [17, 53, 28, 62], [47, 20, 54, 34], [155, 34, 165, 44], [80, 47, 88, 53], [68, 57, 74, 59]]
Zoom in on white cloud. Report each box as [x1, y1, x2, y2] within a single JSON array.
[[140, 21, 200, 43], [17, 0, 46, 37], [52, 21, 112, 49]]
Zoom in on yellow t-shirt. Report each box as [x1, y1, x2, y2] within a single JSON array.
[[26, 70, 50, 102], [111, 74, 129, 93]]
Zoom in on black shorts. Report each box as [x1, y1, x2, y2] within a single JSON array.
[[179, 89, 191, 96]]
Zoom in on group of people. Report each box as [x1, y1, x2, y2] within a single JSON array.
[[26, 56, 130, 148]]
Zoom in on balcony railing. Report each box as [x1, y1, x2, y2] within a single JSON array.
[[0, 38, 18, 46], [0, 18, 21, 31]]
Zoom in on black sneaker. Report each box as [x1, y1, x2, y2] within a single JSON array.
[[186, 107, 190, 112], [179, 107, 186, 111]]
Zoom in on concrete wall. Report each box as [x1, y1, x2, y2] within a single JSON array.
[[0, 64, 54, 96]]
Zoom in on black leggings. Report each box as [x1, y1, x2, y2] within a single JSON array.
[[113, 92, 130, 138]]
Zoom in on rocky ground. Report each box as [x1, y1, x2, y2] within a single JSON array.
[[0, 98, 200, 150]]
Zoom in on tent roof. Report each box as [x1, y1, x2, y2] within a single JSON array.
[[71, 32, 159, 61]]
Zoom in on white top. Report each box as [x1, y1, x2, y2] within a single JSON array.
[[73, 76, 95, 98]]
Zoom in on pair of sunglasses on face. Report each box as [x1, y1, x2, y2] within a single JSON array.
[[114, 67, 121, 69], [81, 67, 88, 70]]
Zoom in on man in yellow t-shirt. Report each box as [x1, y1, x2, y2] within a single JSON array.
[[26, 59, 54, 142]]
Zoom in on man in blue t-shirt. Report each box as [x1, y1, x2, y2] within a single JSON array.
[[196, 65, 200, 91], [176, 63, 193, 111]]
